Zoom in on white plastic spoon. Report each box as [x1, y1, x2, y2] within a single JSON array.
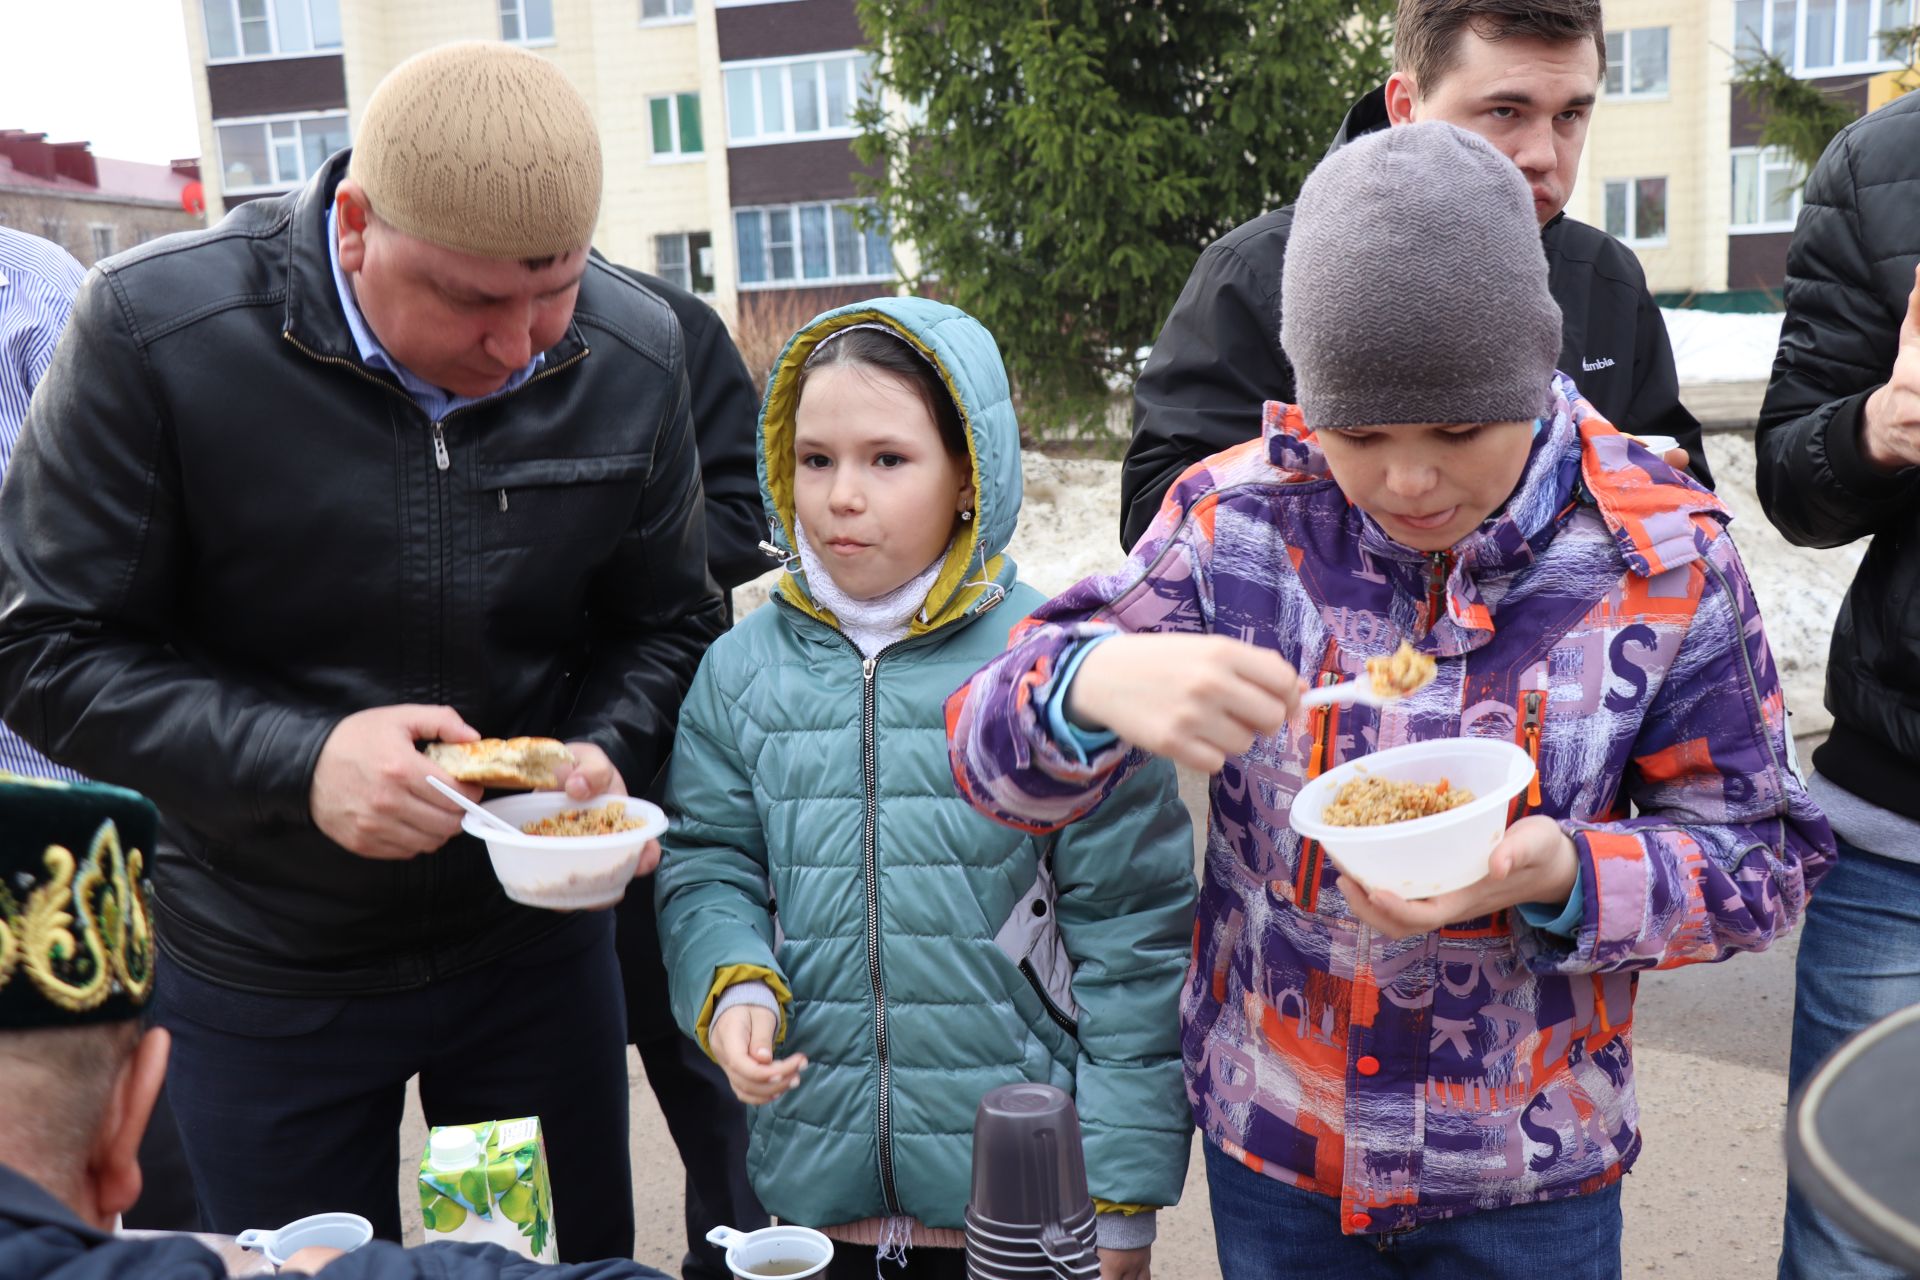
[[426, 774, 523, 837], [1298, 679, 1400, 711]]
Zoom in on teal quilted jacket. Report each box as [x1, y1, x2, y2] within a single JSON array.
[[655, 296, 1195, 1233]]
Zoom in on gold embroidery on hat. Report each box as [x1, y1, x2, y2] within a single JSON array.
[[13, 821, 152, 1012], [0, 899, 18, 992]]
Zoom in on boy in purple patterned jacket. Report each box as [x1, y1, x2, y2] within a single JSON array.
[[946, 122, 1834, 1279]]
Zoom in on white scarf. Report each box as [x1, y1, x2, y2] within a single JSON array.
[[794, 519, 951, 658]]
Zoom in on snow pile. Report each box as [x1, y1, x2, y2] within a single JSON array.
[[1661, 307, 1784, 384]]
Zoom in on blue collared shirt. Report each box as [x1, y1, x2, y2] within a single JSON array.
[[0, 227, 89, 783], [325, 206, 544, 421]]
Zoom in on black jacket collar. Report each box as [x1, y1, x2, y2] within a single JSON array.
[[0, 1164, 106, 1242]]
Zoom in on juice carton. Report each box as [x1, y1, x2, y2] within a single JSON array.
[[418, 1117, 557, 1261]]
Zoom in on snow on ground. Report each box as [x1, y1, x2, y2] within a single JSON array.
[[1662, 307, 1785, 384]]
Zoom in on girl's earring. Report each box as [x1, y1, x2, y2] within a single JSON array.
[[960, 510, 973, 522]]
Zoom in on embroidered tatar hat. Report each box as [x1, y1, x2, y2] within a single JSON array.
[[0, 775, 157, 1030]]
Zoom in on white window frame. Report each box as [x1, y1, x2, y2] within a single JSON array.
[[722, 51, 874, 145], [1604, 27, 1671, 99], [655, 231, 715, 295], [639, 0, 695, 25], [733, 199, 892, 289], [1729, 146, 1806, 233], [203, 0, 342, 64], [215, 110, 351, 195], [648, 92, 705, 162], [89, 225, 117, 260], [1733, 0, 1911, 76], [1603, 176, 1669, 246], [499, 0, 556, 45]]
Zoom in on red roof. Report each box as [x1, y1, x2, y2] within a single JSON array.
[[0, 131, 198, 207]]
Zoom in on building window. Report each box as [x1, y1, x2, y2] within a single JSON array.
[[649, 93, 704, 158], [1733, 0, 1911, 73], [724, 53, 876, 144], [202, 0, 342, 60], [40, 217, 65, 244], [500, 0, 554, 42], [1731, 147, 1806, 230], [217, 112, 350, 193], [1604, 28, 1670, 97], [734, 201, 892, 287], [90, 225, 117, 260], [641, 0, 694, 21], [656, 231, 714, 294], [1603, 177, 1667, 245]]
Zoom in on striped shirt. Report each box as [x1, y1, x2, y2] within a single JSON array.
[[0, 226, 89, 782]]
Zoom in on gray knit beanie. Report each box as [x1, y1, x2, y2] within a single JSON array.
[[1280, 121, 1561, 430]]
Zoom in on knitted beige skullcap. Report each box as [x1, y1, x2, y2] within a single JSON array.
[[348, 42, 601, 259]]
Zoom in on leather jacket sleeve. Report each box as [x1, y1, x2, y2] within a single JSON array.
[[557, 357, 728, 795], [0, 272, 343, 839], [683, 302, 771, 590], [1756, 126, 1920, 549], [1120, 231, 1289, 552]]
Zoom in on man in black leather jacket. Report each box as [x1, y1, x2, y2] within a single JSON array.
[[1119, 0, 1709, 551], [1754, 89, 1920, 1280], [0, 44, 724, 1263]]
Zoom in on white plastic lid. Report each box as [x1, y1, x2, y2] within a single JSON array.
[[428, 1127, 482, 1172]]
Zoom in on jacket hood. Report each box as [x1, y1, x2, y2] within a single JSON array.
[[757, 296, 1023, 634], [1260, 372, 1729, 655]]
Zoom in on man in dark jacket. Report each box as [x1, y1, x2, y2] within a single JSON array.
[[0, 44, 724, 1264], [1119, 0, 1709, 550], [609, 264, 766, 593], [0, 776, 676, 1280], [1753, 89, 1920, 1280], [603, 263, 771, 1280]]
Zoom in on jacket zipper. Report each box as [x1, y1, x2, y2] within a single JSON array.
[[1018, 958, 1080, 1037], [1294, 671, 1344, 912], [860, 648, 904, 1215], [1510, 689, 1546, 823], [1424, 551, 1451, 635]]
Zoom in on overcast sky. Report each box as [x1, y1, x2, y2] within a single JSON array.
[[0, 0, 203, 164]]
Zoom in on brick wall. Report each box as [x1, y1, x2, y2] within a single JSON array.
[[0, 191, 204, 267]]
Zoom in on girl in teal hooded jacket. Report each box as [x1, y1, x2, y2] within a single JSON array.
[[655, 297, 1195, 1280]]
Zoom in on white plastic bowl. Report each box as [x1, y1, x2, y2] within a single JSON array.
[[1287, 738, 1537, 900], [462, 791, 669, 911]]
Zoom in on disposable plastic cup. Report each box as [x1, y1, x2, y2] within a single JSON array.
[[704, 1224, 833, 1279], [1287, 738, 1537, 900], [461, 791, 667, 911], [967, 1083, 1094, 1228], [235, 1212, 373, 1268]]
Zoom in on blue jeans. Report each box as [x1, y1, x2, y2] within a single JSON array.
[[1779, 835, 1920, 1280], [1204, 1139, 1622, 1280]]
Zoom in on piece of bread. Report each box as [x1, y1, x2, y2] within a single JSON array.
[[423, 737, 574, 790]]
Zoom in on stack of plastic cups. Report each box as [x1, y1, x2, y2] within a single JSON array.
[[964, 1083, 1100, 1280]]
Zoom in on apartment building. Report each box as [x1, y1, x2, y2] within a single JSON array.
[[1568, 0, 1914, 303], [177, 0, 897, 324]]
